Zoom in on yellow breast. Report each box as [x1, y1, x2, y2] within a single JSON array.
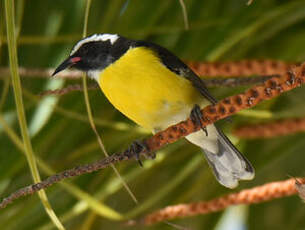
[[98, 47, 203, 131]]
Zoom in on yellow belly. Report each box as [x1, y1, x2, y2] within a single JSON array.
[[98, 47, 205, 131]]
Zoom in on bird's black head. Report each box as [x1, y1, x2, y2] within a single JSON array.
[[52, 34, 128, 76]]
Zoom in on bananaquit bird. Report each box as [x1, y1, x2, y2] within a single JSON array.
[[53, 34, 254, 188]]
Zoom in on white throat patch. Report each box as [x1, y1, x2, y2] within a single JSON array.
[[87, 70, 101, 82], [70, 34, 119, 56]]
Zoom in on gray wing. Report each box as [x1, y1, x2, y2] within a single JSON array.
[[203, 126, 255, 188]]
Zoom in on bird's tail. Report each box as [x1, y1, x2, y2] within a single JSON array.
[[185, 125, 254, 188]]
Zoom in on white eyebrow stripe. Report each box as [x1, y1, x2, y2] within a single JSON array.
[[70, 34, 119, 55]]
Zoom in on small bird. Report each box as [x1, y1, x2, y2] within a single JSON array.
[[53, 34, 254, 188]]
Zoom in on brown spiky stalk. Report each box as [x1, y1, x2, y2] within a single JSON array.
[[0, 63, 304, 210], [0, 60, 295, 79], [144, 65, 304, 151], [234, 117, 305, 139], [187, 60, 294, 77], [143, 178, 305, 225]]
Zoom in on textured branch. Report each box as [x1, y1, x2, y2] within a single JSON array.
[[203, 75, 272, 86], [187, 60, 294, 77], [234, 117, 305, 139], [1, 62, 305, 210], [0, 152, 133, 209], [38, 76, 272, 97], [143, 178, 305, 225], [38, 83, 99, 96]]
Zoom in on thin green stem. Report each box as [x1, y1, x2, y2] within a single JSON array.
[[0, 114, 123, 222], [178, 0, 189, 30], [4, 1, 64, 229], [15, 0, 25, 37], [81, 0, 138, 204], [125, 155, 202, 218], [0, 78, 10, 110]]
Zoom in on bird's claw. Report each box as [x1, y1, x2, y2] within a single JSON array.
[[190, 104, 208, 136], [126, 140, 148, 167]]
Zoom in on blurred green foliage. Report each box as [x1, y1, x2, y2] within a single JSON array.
[[1, 0, 305, 229]]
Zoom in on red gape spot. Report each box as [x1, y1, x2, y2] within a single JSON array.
[[71, 57, 81, 63]]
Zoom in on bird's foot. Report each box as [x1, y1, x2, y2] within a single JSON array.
[[145, 151, 156, 160], [125, 140, 149, 167], [190, 104, 208, 136]]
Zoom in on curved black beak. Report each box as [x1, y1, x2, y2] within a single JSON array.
[[52, 56, 81, 76]]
